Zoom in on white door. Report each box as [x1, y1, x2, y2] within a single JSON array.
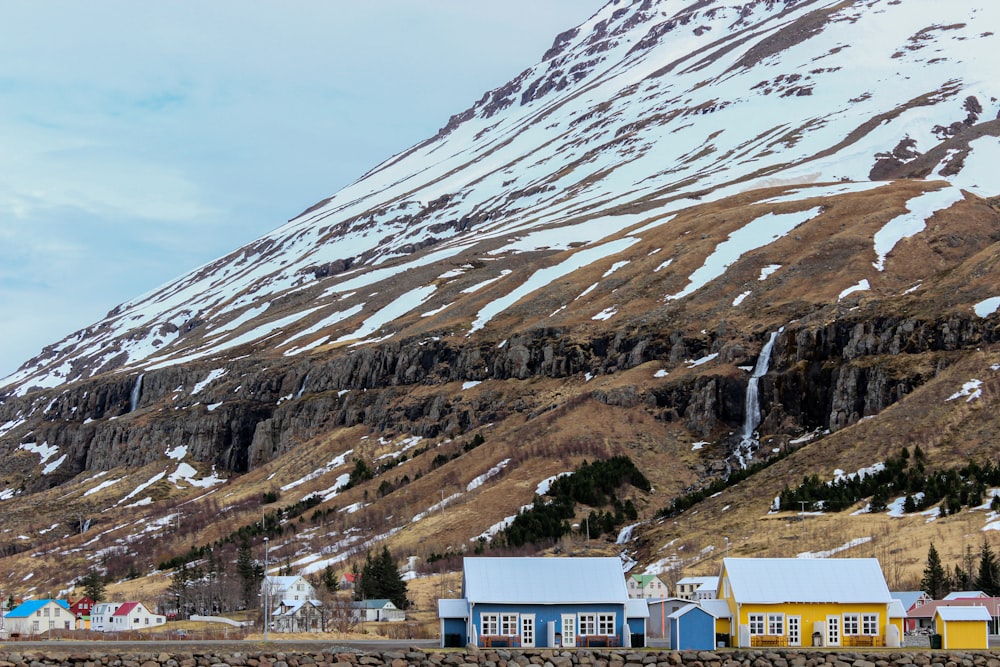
[[521, 614, 535, 647], [788, 616, 801, 646], [826, 615, 841, 646], [561, 614, 577, 647]]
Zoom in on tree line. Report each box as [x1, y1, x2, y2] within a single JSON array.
[[776, 446, 1000, 515], [493, 455, 649, 548], [921, 540, 1000, 598]]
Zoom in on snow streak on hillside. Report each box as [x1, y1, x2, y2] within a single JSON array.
[[4, 0, 1000, 395]]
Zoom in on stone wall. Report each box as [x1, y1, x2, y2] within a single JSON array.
[[2, 647, 1000, 667]]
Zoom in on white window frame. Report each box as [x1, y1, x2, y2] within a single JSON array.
[[748, 613, 765, 635], [481, 613, 499, 636], [499, 613, 519, 635], [578, 613, 597, 636], [861, 613, 879, 636], [767, 613, 784, 636], [843, 613, 859, 635], [597, 613, 615, 635]]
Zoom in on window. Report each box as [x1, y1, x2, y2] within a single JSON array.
[[55, 608, 61, 617], [579, 613, 615, 636], [843, 613, 859, 635], [748, 613, 765, 635], [500, 613, 519, 635], [480, 612, 519, 636], [862, 613, 879, 635], [767, 613, 784, 636], [597, 613, 615, 635]]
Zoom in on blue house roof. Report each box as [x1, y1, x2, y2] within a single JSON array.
[[463, 557, 629, 604], [6, 599, 70, 618]]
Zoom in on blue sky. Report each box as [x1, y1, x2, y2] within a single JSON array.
[[0, 1, 605, 380]]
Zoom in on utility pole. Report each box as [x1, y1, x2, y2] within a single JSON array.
[[263, 537, 269, 641]]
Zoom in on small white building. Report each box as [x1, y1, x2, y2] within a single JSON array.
[[351, 598, 406, 622], [108, 601, 166, 632], [91, 602, 121, 632], [676, 576, 718, 600]]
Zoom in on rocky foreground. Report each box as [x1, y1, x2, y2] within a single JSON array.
[[1, 647, 999, 667]]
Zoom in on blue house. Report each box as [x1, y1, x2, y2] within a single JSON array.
[[668, 603, 717, 650], [438, 557, 648, 648], [2, 599, 72, 636]]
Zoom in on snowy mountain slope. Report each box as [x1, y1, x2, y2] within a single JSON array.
[[3, 0, 999, 395]]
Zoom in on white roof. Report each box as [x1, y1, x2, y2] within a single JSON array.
[[944, 591, 987, 600], [700, 598, 732, 619], [668, 603, 713, 620], [626, 598, 650, 618], [438, 598, 470, 618], [935, 606, 992, 622], [677, 575, 718, 586], [463, 557, 628, 604], [723, 558, 892, 604], [888, 599, 907, 618]]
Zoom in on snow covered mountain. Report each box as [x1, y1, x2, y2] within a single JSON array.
[[4, 0, 998, 393], [2, 0, 1000, 599]]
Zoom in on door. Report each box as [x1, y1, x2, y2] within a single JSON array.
[[521, 614, 535, 647], [827, 615, 841, 646], [787, 616, 801, 647], [561, 614, 577, 647]]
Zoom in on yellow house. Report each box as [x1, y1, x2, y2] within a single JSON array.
[[718, 558, 901, 648], [934, 606, 991, 649]]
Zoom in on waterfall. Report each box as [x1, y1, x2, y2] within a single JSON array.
[[295, 371, 310, 399], [130, 373, 144, 412], [735, 328, 781, 469]]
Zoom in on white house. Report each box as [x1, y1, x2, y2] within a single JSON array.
[[263, 575, 317, 605], [108, 601, 166, 632], [352, 598, 406, 622], [2, 600, 72, 636], [272, 599, 325, 632], [676, 576, 718, 600], [627, 574, 670, 599], [91, 602, 122, 632]]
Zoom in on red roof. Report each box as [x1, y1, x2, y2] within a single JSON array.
[[112, 601, 141, 616]]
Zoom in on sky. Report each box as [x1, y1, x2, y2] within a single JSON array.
[[0, 0, 606, 380]]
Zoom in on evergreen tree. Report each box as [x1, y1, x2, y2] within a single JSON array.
[[78, 568, 106, 603], [321, 564, 338, 592], [236, 540, 263, 608], [920, 543, 948, 599], [953, 564, 971, 592], [354, 545, 409, 609], [977, 540, 1000, 597]]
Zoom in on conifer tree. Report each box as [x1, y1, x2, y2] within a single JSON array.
[[78, 568, 106, 603], [355, 545, 409, 610], [920, 543, 948, 599], [236, 539, 263, 608], [977, 540, 1000, 597]]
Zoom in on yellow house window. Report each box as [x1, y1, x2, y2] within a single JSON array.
[[843, 613, 860, 635], [862, 613, 879, 635], [768, 613, 784, 635], [748, 613, 765, 635]]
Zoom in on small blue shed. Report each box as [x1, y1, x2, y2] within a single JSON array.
[[668, 603, 717, 650], [438, 556, 647, 648]]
